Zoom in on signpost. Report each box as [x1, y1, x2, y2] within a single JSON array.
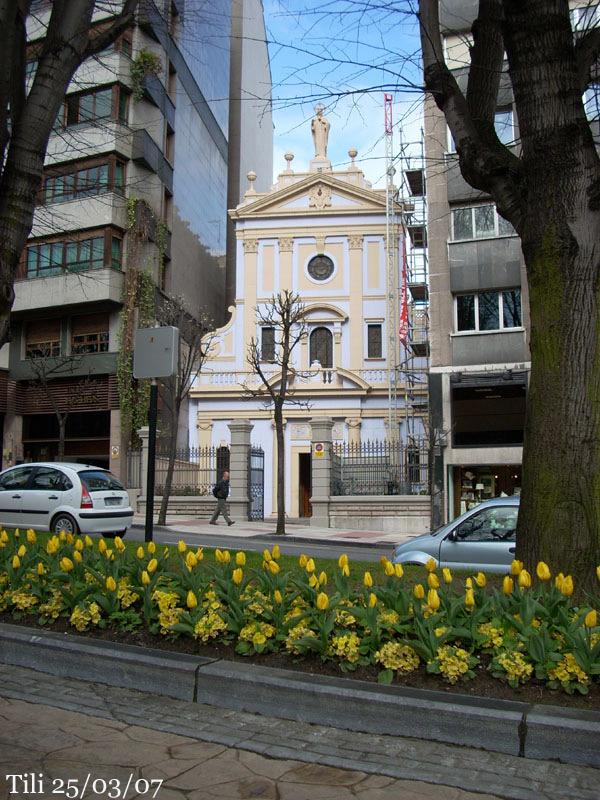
[[133, 326, 179, 542]]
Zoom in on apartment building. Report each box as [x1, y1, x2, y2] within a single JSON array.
[[1, 0, 272, 477], [426, 0, 530, 524]]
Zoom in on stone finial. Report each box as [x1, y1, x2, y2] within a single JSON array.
[[348, 148, 358, 166], [284, 152, 294, 172], [246, 170, 257, 194]]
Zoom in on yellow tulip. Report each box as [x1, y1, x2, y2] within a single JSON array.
[[318, 571, 327, 586], [316, 592, 329, 610], [14, 528, 19, 538], [232, 567, 243, 585], [306, 558, 316, 574], [186, 590, 198, 608], [222, 550, 231, 563], [427, 572, 439, 589], [338, 553, 349, 568], [561, 575, 574, 597], [518, 569, 531, 589], [85, 535, 93, 548], [26, 529, 36, 544], [186, 551, 198, 570], [141, 570, 150, 585], [215, 548, 224, 562], [148, 541, 156, 554], [73, 550, 82, 564], [137, 546, 145, 559], [442, 568, 452, 584], [66, 533, 75, 545], [0, 530, 8, 542], [309, 574, 318, 588], [196, 548, 204, 561], [236, 551, 246, 567], [98, 539, 107, 553], [597, 565, 600, 582], [106, 576, 116, 592], [342, 564, 350, 577], [585, 609, 597, 628], [465, 588, 475, 609], [177, 540, 187, 554], [268, 560, 280, 575], [17, 544, 26, 557], [272, 544, 280, 560], [299, 553, 308, 568], [394, 563, 404, 579], [263, 548, 272, 562], [147, 558, 158, 573], [75, 538, 84, 552], [363, 571, 373, 588], [46, 538, 58, 554], [536, 561, 551, 581], [369, 592, 377, 608], [503, 575, 514, 595], [37, 562, 45, 575], [428, 588, 441, 611], [555, 572, 565, 590], [274, 590, 283, 604], [384, 561, 395, 577], [114, 536, 125, 553], [475, 572, 486, 588], [414, 584, 425, 600], [466, 577, 473, 589], [59, 531, 67, 542], [105, 549, 113, 559], [425, 557, 437, 573], [60, 557, 74, 572], [12, 555, 20, 569], [510, 559, 523, 576]]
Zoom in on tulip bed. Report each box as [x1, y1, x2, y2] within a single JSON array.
[[1, 528, 600, 701]]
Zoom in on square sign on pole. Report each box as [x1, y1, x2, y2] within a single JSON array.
[[133, 326, 179, 379]]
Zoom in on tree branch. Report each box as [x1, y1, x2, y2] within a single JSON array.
[[84, 0, 139, 57], [575, 27, 600, 94]]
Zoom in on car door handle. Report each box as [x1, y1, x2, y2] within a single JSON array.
[[509, 547, 516, 553], [11, 494, 21, 499], [48, 495, 58, 500]]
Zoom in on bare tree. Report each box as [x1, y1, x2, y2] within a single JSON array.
[[418, 0, 600, 589], [27, 356, 95, 460], [0, 1, 139, 349], [246, 290, 309, 535], [155, 295, 215, 525]]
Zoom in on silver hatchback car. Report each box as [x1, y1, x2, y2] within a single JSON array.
[[0, 462, 134, 538], [391, 496, 520, 574]]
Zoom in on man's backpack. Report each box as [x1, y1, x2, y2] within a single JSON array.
[[212, 484, 219, 498]]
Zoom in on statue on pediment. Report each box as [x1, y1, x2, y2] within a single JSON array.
[[311, 104, 330, 158]]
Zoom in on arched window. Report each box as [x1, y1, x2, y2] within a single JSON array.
[[310, 327, 333, 368]]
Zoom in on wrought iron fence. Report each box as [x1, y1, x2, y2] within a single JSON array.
[[127, 448, 142, 489], [331, 439, 428, 496]]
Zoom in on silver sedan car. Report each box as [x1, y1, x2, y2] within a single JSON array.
[[391, 496, 519, 573]]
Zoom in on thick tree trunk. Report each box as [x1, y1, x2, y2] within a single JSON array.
[[157, 422, 178, 526]]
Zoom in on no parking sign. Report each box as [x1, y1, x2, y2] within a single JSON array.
[[314, 442, 324, 458]]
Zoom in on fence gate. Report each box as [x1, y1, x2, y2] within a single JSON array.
[[249, 446, 264, 520]]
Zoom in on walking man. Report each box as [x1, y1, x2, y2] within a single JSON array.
[[210, 470, 235, 526]]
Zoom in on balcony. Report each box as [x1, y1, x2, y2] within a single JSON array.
[[13, 268, 125, 314], [31, 193, 128, 238]]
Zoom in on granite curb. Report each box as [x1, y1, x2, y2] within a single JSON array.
[[1, 621, 599, 768]]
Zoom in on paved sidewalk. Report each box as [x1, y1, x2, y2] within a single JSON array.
[[2, 664, 599, 800], [131, 512, 412, 548]]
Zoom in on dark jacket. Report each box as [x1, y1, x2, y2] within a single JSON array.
[[213, 478, 230, 500]]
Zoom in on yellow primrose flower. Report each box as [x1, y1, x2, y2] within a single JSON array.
[[147, 558, 158, 573], [442, 567, 452, 584], [503, 575, 514, 595], [232, 568, 243, 585], [26, 529, 36, 544], [148, 541, 156, 554], [316, 592, 329, 610], [141, 570, 150, 586], [427, 572, 439, 589], [428, 588, 440, 611], [510, 559, 523, 576], [536, 561, 551, 581], [369, 592, 377, 608], [272, 544, 280, 560], [274, 590, 283, 604], [60, 557, 73, 572], [414, 584, 425, 600], [561, 575, 574, 597], [394, 563, 404, 579], [299, 553, 308, 568], [425, 557, 437, 573], [17, 544, 26, 558], [106, 576, 117, 592], [475, 572, 486, 588], [518, 569, 531, 589], [306, 558, 316, 574], [236, 551, 246, 567], [187, 590, 198, 609], [363, 571, 373, 587], [465, 588, 475, 609], [338, 553, 349, 568], [318, 571, 327, 586], [585, 609, 597, 628], [177, 540, 187, 554]]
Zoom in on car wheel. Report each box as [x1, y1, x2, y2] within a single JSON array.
[[51, 513, 79, 536]]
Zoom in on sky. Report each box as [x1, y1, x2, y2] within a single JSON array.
[[261, 0, 425, 190]]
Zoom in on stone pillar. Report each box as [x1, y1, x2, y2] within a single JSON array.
[[139, 426, 149, 500], [310, 416, 333, 528], [346, 417, 361, 446], [228, 419, 253, 521]]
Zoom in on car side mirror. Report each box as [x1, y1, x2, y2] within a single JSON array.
[[448, 530, 458, 542]]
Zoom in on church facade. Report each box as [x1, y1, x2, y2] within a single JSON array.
[[188, 114, 425, 519]]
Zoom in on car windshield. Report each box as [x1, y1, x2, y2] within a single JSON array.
[[79, 470, 124, 492]]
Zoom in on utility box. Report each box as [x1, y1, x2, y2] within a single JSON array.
[[133, 326, 179, 379]]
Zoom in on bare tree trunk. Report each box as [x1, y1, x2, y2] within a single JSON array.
[[57, 413, 67, 461], [158, 421, 178, 525], [274, 402, 286, 535]]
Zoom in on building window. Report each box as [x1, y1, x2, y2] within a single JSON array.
[[71, 313, 109, 354], [55, 86, 129, 129], [451, 203, 516, 240], [43, 159, 125, 204], [25, 231, 122, 278], [571, 4, 600, 32], [307, 254, 334, 281], [310, 327, 333, 368], [456, 290, 522, 332], [261, 327, 275, 361], [494, 109, 514, 145], [26, 319, 61, 359], [367, 323, 382, 358]]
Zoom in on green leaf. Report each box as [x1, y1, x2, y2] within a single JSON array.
[[377, 668, 394, 684]]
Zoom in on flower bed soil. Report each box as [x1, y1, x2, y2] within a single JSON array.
[[3, 611, 599, 713]]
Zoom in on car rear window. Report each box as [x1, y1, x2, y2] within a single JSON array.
[[79, 470, 125, 492]]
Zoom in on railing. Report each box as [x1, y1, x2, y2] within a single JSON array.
[[331, 439, 428, 496], [127, 444, 229, 495], [127, 447, 142, 489]]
